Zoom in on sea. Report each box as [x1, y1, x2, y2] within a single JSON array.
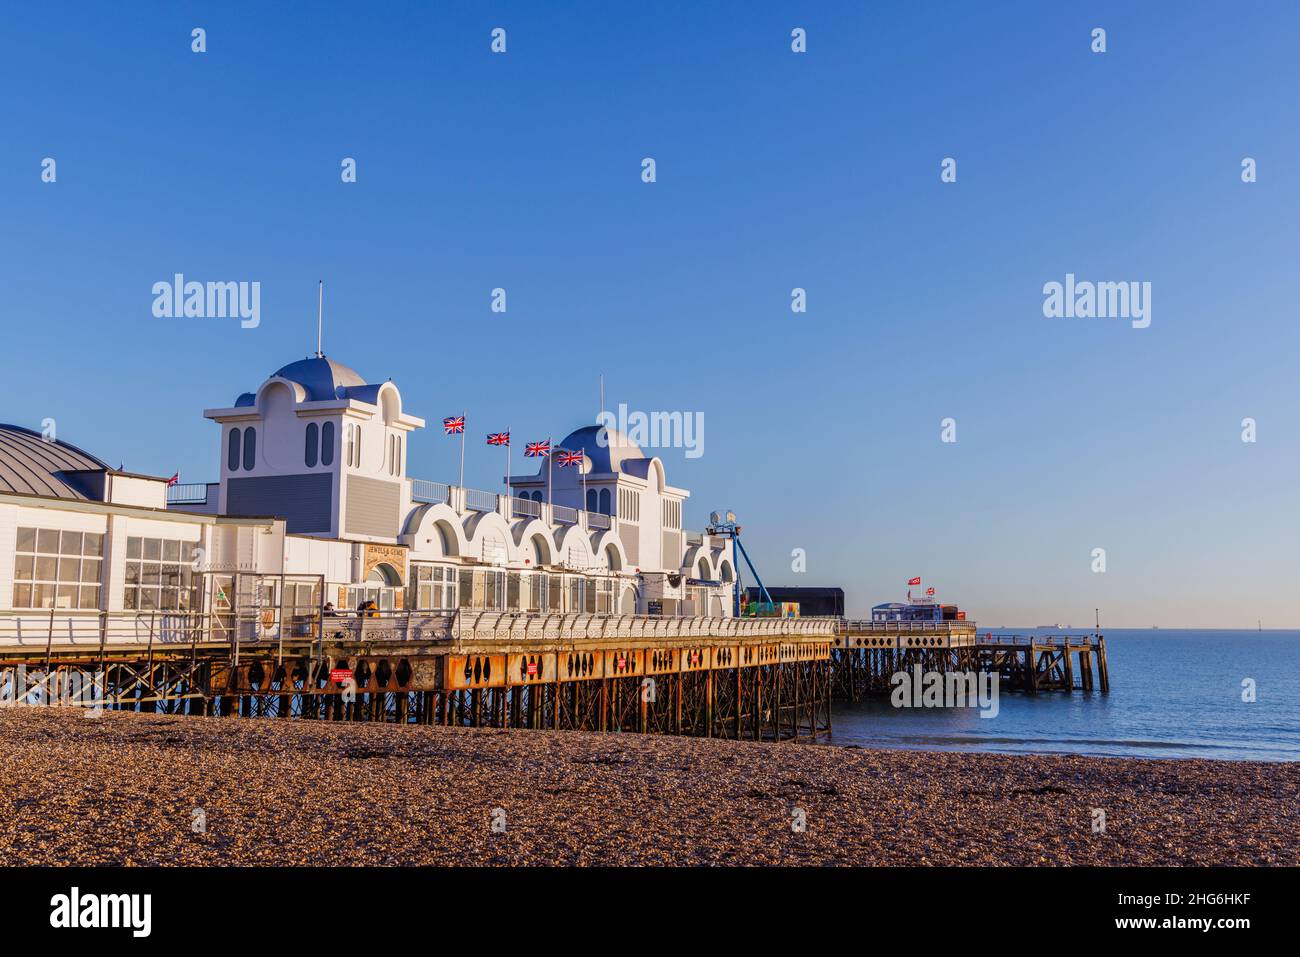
[[828, 630, 1300, 761]]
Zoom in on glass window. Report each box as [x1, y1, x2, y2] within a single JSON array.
[[321, 422, 335, 466], [228, 428, 241, 471], [305, 422, 319, 468], [12, 525, 107, 610], [242, 427, 256, 471], [121, 536, 200, 614]]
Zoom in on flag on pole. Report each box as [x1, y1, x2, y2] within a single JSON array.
[[166, 472, 179, 486], [487, 431, 510, 446], [525, 440, 550, 457], [443, 416, 465, 435], [925, 587, 935, 596], [907, 576, 921, 586], [556, 449, 583, 467]]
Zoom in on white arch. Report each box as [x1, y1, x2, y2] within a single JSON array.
[[589, 529, 629, 573], [552, 525, 596, 569], [463, 510, 520, 564], [511, 518, 557, 567], [401, 503, 469, 559]]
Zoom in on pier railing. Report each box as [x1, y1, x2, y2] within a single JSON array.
[[453, 611, 837, 643], [974, 633, 1102, 647], [838, 620, 977, 635]]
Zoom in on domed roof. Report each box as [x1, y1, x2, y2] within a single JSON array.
[[269, 356, 367, 402], [557, 425, 644, 474], [0, 425, 109, 500]]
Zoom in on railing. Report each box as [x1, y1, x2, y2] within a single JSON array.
[[513, 497, 541, 519], [552, 504, 578, 525], [586, 512, 611, 530], [166, 483, 209, 504], [974, 633, 1100, 647], [685, 531, 703, 546], [411, 479, 450, 505], [465, 488, 499, 512], [454, 612, 837, 642], [839, 619, 977, 634]]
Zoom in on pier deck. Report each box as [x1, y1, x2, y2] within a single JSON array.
[[0, 611, 1107, 741]]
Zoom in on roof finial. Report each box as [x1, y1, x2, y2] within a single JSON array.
[[315, 280, 324, 358]]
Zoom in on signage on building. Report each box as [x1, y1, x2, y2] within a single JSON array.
[[362, 543, 407, 585], [647, 600, 663, 616], [329, 669, 353, 683]]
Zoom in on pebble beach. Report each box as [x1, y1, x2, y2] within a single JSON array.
[[0, 709, 1295, 866]]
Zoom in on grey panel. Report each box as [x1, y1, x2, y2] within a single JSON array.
[[345, 475, 401, 537], [662, 531, 680, 569], [227, 473, 333, 532], [619, 525, 639, 565]]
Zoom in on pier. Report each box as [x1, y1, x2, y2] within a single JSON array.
[[0, 610, 1107, 740]]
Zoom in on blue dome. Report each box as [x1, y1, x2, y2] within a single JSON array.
[[557, 425, 643, 474], [268, 357, 367, 402]]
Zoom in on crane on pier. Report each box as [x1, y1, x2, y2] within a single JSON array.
[[705, 510, 775, 617]]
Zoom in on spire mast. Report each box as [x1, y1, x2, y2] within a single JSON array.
[[316, 280, 324, 357]]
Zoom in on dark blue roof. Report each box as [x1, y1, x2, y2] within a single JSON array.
[[269, 357, 367, 402]]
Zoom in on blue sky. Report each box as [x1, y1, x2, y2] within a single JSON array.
[[2, 2, 1296, 627]]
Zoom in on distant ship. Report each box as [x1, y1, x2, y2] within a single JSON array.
[[1035, 623, 1070, 630]]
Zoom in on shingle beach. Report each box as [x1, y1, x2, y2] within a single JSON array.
[[1, 709, 1295, 866]]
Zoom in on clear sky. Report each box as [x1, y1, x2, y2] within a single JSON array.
[[3, 2, 1296, 628]]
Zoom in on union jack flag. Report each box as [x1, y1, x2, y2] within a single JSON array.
[[557, 449, 583, 467], [486, 431, 510, 446], [443, 415, 465, 435], [524, 440, 550, 458]]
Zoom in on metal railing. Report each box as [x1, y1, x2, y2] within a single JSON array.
[[465, 488, 499, 512], [685, 532, 704, 546], [974, 633, 1100, 647], [839, 619, 977, 634], [166, 483, 209, 504], [454, 611, 837, 642], [586, 512, 611, 530], [411, 479, 451, 505], [552, 504, 578, 525], [512, 497, 541, 519]]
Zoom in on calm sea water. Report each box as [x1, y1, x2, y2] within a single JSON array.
[[828, 630, 1300, 761]]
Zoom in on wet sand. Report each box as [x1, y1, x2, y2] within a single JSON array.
[[0, 709, 1295, 866]]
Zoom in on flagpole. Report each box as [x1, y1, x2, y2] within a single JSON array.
[[504, 426, 510, 498], [458, 409, 466, 490], [547, 435, 553, 510], [579, 448, 588, 513]]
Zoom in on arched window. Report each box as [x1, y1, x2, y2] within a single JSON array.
[[242, 427, 256, 471], [586, 488, 597, 511], [598, 488, 611, 515], [227, 428, 241, 472], [531, 490, 543, 503], [305, 423, 319, 468], [354, 425, 361, 467], [395, 436, 402, 475], [320, 421, 335, 466]]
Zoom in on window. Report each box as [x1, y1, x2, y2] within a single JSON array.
[[662, 499, 680, 529], [228, 428, 241, 471], [13, 527, 103, 609], [321, 421, 335, 466], [599, 488, 611, 515], [531, 490, 542, 503], [597, 578, 614, 614], [124, 536, 200, 612], [242, 427, 256, 471], [411, 564, 457, 610], [345, 423, 354, 468], [305, 422, 319, 468], [618, 488, 640, 521], [586, 488, 597, 511]]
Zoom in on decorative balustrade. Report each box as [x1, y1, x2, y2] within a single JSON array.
[[453, 612, 836, 642], [411, 479, 451, 505]]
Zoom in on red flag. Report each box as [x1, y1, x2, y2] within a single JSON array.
[[486, 431, 510, 446], [525, 440, 550, 458], [443, 415, 465, 435], [166, 472, 179, 486], [556, 449, 583, 467], [907, 576, 921, 586]]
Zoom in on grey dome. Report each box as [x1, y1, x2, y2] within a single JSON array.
[[0, 425, 109, 500], [269, 357, 367, 402]]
